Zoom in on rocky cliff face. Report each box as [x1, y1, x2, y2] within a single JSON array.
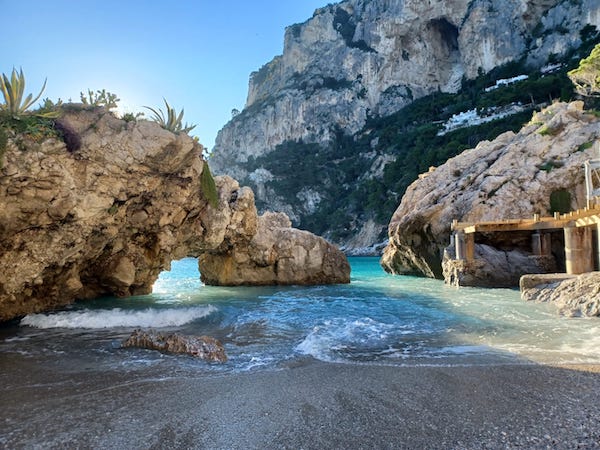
[[381, 101, 600, 283], [211, 0, 599, 242], [0, 107, 349, 322]]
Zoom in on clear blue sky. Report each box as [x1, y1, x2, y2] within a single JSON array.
[[0, 0, 327, 150]]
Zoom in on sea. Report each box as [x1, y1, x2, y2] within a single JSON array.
[[1, 257, 600, 376]]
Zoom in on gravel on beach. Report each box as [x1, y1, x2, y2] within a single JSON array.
[[1, 359, 600, 449]]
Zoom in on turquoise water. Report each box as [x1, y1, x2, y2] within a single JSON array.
[[2, 257, 600, 374]]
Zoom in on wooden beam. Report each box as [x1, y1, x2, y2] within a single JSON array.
[[454, 210, 600, 234]]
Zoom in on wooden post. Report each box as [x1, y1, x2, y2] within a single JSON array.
[[532, 233, 542, 256], [542, 232, 552, 256], [533, 232, 552, 256], [465, 233, 475, 261], [455, 232, 465, 260], [564, 226, 594, 274]]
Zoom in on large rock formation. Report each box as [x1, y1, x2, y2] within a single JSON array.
[[199, 212, 350, 285], [521, 272, 600, 317], [0, 107, 349, 322], [211, 0, 599, 244], [381, 101, 600, 284]]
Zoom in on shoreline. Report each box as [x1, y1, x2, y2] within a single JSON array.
[[2, 358, 600, 449]]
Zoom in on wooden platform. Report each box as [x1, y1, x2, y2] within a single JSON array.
[[450, 206, 600, 275], [452, 206, 600, 234]]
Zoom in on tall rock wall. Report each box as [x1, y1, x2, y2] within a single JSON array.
[[0, 107, 349, 322], [212, 0, 599, 181]]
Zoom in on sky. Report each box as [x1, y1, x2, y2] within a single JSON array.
[[0, 0, 327, 150]]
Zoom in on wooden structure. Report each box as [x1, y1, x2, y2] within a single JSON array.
[[451, 206, 600, 275], [451, 147, 600, 275]]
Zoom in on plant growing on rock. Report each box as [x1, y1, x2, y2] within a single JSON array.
[[568, 43, 600, 97], [200, 162, 219, 208], [80, 89, 120, 110], [0, 68, 57, 118], [144, 99, 196, 134], [121, 111, 144, 122]]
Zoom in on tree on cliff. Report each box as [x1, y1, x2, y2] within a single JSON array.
[[568, 43, 600, 97]]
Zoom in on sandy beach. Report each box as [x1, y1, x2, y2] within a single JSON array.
[[2, 357, 600, 449]]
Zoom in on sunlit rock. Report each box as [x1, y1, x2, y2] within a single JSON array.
[[122, 329, 227, 362], [0, 107, 350, 321], [382, 102, 600, 286]]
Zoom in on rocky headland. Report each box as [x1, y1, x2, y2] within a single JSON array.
[[0, 107, 349, 322], [381, 101, 600, 286]]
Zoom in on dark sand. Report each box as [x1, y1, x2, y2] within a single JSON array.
[[2, 358, 600, 449]]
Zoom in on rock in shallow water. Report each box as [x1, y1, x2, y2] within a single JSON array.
[[122, 329, 227, 362], [520, 272, 600, 317]]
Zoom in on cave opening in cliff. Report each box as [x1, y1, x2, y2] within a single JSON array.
[[152, 257, 202, 295], [428, 17, 459, 53]]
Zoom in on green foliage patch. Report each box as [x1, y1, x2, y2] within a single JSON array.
[[550, 189, 572, 214], [568, 43, 600, 97], [577, 141, 594, 152], [200, 162, 219, 208]]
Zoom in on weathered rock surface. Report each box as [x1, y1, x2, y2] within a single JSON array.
[[0, 107, 349, 322], [199, 211, 351, 285], [212, 0, 599, 214], [122, 329, 227, 362], [443, 244, 557, 288], [521, 272, 600, 317], [382, 101, 600, 284]]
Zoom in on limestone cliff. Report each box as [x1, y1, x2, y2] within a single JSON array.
[[0, 107, 349, 322], [211, 0, 599, 250], [381, 101, 600, 284]]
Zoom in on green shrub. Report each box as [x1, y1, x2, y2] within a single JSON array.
[[536, 159, 564, 172], [550, 189, 571, 213], [200, 162, 218, 208], [121, 112, 144, 123], [577, 141, 594, 152]]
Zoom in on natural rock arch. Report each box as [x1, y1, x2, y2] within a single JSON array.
[[0, 108, 350, 321]]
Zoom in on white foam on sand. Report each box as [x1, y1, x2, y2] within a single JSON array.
[[20, 305, 217, 329]]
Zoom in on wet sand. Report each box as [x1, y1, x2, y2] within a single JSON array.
[[1, 358, 600, 449]]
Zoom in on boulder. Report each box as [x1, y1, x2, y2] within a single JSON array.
[[520, 272, 600, 317], [443, 243, 557, 288], [199, 212, 351, 285], [122, 329, 227, 362], [382, 102, 600, 286]]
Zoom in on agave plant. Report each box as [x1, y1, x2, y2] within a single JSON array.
[[144, 99, 196, 134], [0, 68, 48, 116]]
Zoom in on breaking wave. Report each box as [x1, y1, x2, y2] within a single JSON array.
[[20, 305, 217, 329]]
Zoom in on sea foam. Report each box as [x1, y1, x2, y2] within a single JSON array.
[[20, 305, 217, 329]]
